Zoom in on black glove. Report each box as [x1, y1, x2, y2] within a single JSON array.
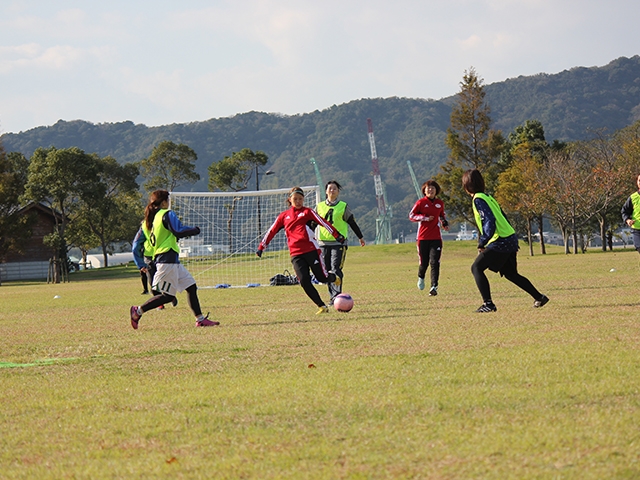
[[256, 249, 263, 258], [336, 234, 346, 244]]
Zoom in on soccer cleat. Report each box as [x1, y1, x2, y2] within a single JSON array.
[[417, 278, 425, 290], [316, 305, 329, 315], [157, 304, 165, 310], [429, 286, 438, 296], [196, 313, 220, 327], [141, 291, 149, 295], [476, 302, 497, 313], [130, 306, 141, 329], [533, 295, 549, 308], [172, 297, 178, 307], [329, 271, 341, 287]]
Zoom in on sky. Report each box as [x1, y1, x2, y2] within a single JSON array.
[[1, 0, 639, 134]]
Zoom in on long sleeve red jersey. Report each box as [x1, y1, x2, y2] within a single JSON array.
[[259, 206, 340, 257], [409, 197, 448, 241]]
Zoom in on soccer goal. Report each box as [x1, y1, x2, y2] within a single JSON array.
[[169, 186, 321, 288]]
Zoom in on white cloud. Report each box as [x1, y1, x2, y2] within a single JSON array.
[[0, 43, 89, 73], [458, 35, 483, 50]]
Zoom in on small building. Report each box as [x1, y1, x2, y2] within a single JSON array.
[[455, 223, 478, 241], [0, 203, 60, 282], [85, 252, 134, 268]]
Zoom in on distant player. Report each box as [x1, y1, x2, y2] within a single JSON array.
[[257, 186, 346, 315], [129, 190, 218, 329], [409, 179, 449, 295], [316, 180, 365, 305], [462, 169, 549, 312], [621, 173, 640, 254], [132, 221, 155, 295]]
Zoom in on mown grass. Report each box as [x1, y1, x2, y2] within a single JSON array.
[[1, 241, 640, 478]]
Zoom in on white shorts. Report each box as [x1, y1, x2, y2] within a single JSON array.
[[152, 263, 196, 296]]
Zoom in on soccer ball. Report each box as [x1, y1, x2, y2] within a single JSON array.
[[333, 293, 354, 312]]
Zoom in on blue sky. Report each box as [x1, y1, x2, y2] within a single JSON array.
[[1, 0, 639, 134]]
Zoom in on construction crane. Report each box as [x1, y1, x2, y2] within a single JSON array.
[[367, 118, 392, 244], [407, 161, 422, 199], [309, 157, 325, 200]]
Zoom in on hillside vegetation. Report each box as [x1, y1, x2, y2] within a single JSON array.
[[3, 56, 640, 240]]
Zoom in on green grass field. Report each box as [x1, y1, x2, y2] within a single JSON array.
[[2, 242, 640, 479]]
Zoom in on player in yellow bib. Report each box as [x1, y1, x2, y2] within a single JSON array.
[[316, 180, 365, 305], [462, 169, 549, 313], [129, 190, 219, 329]]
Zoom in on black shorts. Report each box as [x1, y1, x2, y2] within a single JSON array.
[[476, 248, 518, 277]]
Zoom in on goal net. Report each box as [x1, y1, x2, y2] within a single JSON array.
[[169, 186, 321, 288]]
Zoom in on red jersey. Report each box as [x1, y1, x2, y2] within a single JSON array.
[[259, 206, 339, 257], [409, 196, 448, 241]]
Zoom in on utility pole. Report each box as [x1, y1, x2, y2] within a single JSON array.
[[255, 166, 274, 238]]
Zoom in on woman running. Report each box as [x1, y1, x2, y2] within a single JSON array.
[[316, 180, 365, 305], [462, 169, 549, 312], [257, 186, 346, 314], [409, 179, 449, 295], [129, 190, 218, 329]]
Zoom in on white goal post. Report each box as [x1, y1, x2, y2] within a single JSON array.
[[169, 186, 321, 288]]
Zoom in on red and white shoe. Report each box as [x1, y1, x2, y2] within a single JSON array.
[[196, 313, 219, 327]]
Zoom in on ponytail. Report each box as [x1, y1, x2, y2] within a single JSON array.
[[144, 190, 170, 231]]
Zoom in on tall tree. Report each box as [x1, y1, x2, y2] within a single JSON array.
[[496, 120, 551, 255], [208, 148, 269, 252], [0, 147, 33, 283], [208, 148, 268, 192], [435, 68, 506, 224], [23, 147, 101, 282], [140, 140, 200, 193], [66, 156, 142, 267]]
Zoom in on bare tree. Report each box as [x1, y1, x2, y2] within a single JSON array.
[[543, 146, 607, 253]]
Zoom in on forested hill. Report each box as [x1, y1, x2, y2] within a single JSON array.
[[3, 55, 640, 240]]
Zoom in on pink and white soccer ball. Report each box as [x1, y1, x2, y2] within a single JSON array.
[[333, 293, 354, 312]]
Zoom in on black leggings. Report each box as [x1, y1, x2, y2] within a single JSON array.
[[417, 239, 442, 287], [291, 251, 336, 307], [471, 249, 541, 303], [321, 245, 347, 301], [140, 284, 201, 316]]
